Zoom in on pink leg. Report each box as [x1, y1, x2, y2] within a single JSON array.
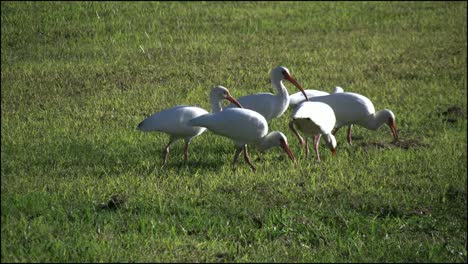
[[347, 125, 353, 145], [289, 121, 305, 146], [162, 139, 175, 166], [243, 145, 256, 172], [314, 135, 321, 161], [184, 141, 190, 162], [305, 138, 310, 158], [232, 147, 243, 171]]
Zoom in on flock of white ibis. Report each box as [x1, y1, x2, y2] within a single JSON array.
[[137, 66, 398, 171]]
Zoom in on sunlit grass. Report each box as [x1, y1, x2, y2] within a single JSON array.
[[1, 1, 467, 262]]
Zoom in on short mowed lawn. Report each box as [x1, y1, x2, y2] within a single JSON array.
[[1, 1, 466, 262]]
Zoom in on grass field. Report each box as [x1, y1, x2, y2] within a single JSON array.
[[1, 1, 467, 262]]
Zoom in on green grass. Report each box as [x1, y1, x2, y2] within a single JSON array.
[[1, 1, 467, 262]]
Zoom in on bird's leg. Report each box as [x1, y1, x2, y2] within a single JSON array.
[[162, 139, 175, 167], [184, 140, 190, 162], [243, 145, 256, 172], [305, 138, 310, 159], [347, 125, 353, 145], [232, 147, 243, 171], [314, 135, 321, 162], [289, 120, 304, 146]]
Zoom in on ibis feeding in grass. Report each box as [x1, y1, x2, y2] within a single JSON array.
[[307, 92, 398, 144], [289, 101, 337, 161], [189, 108, 296, 172], [137, 86, 243, 166]]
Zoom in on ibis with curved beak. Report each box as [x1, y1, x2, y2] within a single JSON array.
[[308, 92, 398, 144], [226, 66, 309, 121], [289, 101, 337, 161], [189, 108, 296, 172], [137, 86, 243, 166]]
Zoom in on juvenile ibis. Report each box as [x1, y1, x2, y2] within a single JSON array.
[[307, 92, 398, 144], [137, 86, 242, 166], [226, 66, 308, 121], [189, 108, 296, 172], [289, 101, 337, 161]]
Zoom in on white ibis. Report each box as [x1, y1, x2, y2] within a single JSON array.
[[289, 86, 344, 108], [289, 102, 337, 161], [137, 86, 243, 166], [226, 66, 308, 121], [189, 108, 296, 172], [307, 92, 398, 144]]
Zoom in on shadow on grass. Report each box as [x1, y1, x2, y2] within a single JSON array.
[[437, 105, 467, 123], [144, 159, 225, 173], [5, 134, 231, 178]]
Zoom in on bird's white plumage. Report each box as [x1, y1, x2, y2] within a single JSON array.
[[138, 106, 208, 139], [189, 108, 268, 147], [228, 93, 283, 122], [305, 91, 398, 144], [226, 66, 306, 121], [308, 92, 375, 129], [189, 107, 296, 171], [137, 86, 244, 165], [291, 102, 336, 136], [290, 101, 338, 160], [289, 86, 344, 108]]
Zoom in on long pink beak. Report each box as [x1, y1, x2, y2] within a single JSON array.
[[226, 94, 243, 108], [389, 120, 398, 141], [284, 72, 308, 102], [280, 138, 296, 164]]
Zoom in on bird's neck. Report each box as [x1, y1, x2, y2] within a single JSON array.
[[322, 133, 336, 150], [271, 78, 289, 98], [257, 133, 279, 152], [271, 78, 290, 116], [210, 100, 223, 113], [365, 111, 388, 130]]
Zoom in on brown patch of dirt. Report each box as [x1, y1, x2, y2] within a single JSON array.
[[358, 138, 429, 151], [391, 138, 430, 150]]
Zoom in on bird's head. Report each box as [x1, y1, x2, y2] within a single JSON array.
[[210, 86, 243, 108], [271, 66, 309, 102], [323, 134, 337, 156], [384, 110, 398, 142], [258, 131, 296, 163]]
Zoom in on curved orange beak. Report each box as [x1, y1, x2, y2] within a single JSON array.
[[280, 138, 296, 164], [389, 119, 398, 141], [331, 148, 337, 156], [284, 72, 308, 102], [226, 94, 243, 108]]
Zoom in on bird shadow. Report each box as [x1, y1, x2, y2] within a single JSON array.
[[155, 159, 224, 172], [356, 138, 429, 151]]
